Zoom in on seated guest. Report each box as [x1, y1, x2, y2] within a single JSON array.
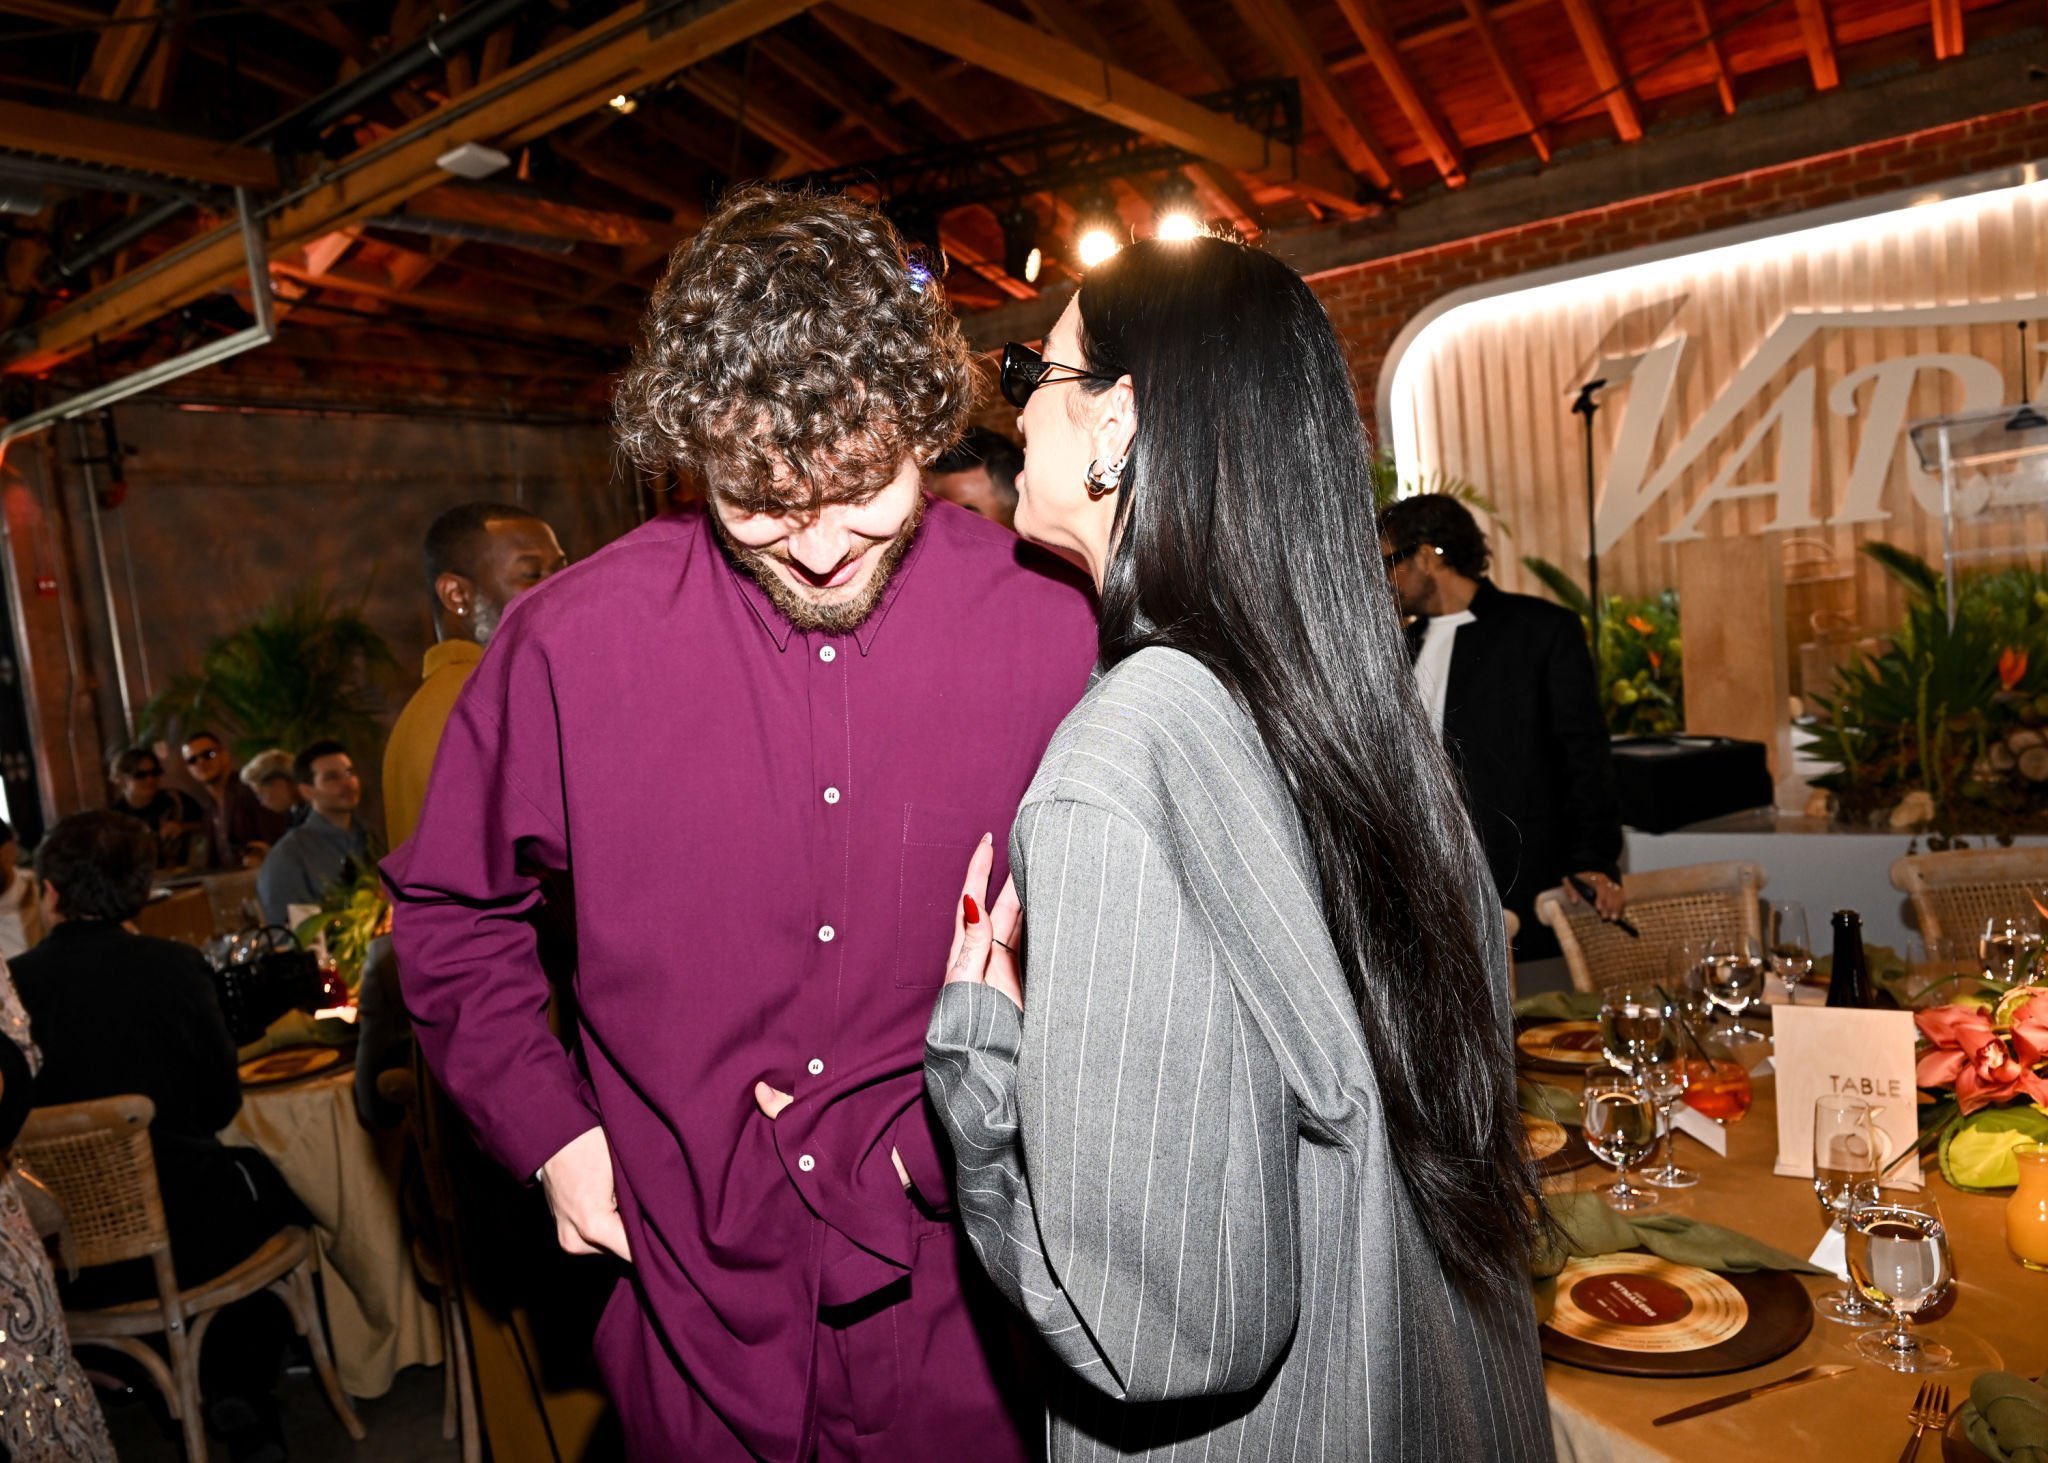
[[925, 425, 1022, 529], [182, 730, 292, 869], [240, 750, 304, 826], [256, 742, 368, 927], [0, 820, 44, 961], [107, 745, 204, 867], [15, 811, 305, 1461]]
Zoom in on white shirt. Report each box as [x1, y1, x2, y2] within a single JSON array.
[[0, 874, 36, 962], [1412, 609, 1476, 736]]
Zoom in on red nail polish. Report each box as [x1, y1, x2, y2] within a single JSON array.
[[963, 894, 981, 926]]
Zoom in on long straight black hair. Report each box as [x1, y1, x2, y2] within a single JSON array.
[[1076, 237, 1540, 1301]]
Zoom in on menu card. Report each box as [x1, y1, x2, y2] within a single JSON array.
[[1771, 1005, 1922, 1188]]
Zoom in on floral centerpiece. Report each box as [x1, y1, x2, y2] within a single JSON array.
[[1915, 983, 2048, 1190]]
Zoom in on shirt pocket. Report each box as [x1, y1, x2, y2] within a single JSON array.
[[892, 803, 988, 989]]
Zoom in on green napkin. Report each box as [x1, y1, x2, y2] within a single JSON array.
[[1530, 1189, 1830, 1279], [1514, 991, 1604, 1022], [1520, 1080, 1582, 1127], [235, 1008, 355, 1065], [1961, 1372, 2048, 1463]]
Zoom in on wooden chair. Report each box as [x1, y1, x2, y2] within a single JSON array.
[[1889, 846, 2048, 948], [14, 1096, 365, 1461], [1503, 910, 1521, 1000], [1534, 861, 1768, 995], [378, 1065, 481, 1463]]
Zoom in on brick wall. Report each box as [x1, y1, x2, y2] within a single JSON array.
[[1312, 99, 2048, 415]]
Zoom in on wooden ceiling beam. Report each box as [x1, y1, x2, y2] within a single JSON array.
[[6, 0, 815, 375], [0, 98, 279, 188], [1791, 0, 1841, 88], [1557, 0, 1645, 140], [1226, 0, 1398, 197], [1331, 0, 1466, 184], [1929, 0, 1964, 59], [549, 136, 707, 220], [1137, 0, 1233, 88], [406, 184, 676, 248], [1688, 0, 1738, 113], [1460, 0, 1550, 160], [271, 260, 627, 345], [266, 3, 377, 67], [1184, 162, 1262, 235], [755, 32, 919, 152], [80, 0, 163, 103], [836, 0, 1368, 210]]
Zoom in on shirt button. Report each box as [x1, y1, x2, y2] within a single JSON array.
[[818, 924, 835, 943], [823, 786, 841, 805], [807, 1058, 824, 1076], [818, 644, 836, 663], [797, 1154, 816, 1173]]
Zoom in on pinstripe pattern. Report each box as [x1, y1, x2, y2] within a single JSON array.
[[926, 647, 1554, 1461]]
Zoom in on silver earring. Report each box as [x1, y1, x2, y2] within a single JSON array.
[[1083, 455, 1126, 501]]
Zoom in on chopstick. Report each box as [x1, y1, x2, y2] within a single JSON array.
[[1568, 874, 1641, 938]]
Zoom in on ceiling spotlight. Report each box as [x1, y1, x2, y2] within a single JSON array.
[[434, 142, 511, 179], [608, 93, 638, 114], [1152, 174, 1203, 241], [997, 202, 1042, 285], [1072, 192, 1122, 269]]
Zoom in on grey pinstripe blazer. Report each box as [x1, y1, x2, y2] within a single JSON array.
[[926, 646, 1554, 1461]]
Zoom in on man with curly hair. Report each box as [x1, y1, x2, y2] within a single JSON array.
[[385, 186, 1097, 1460]]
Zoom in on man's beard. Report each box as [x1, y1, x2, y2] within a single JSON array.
[[713, 496, 923, 634]]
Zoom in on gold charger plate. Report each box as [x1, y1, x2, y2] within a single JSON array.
[[1516, 1020, 1607, 1072], [1539, 1252, 1814, 1378], [1521, 1113, 1596, 1176], [238, 1044, 344, 1088]]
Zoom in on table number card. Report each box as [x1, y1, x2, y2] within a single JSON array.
[[1771, 1005, 1922, 1188]]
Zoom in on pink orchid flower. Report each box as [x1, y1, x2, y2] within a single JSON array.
[[2011, 993, 2048, 1067], [1915, 1003, 2048, 1114]]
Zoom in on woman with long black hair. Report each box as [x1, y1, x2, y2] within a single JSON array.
[[928, 236, 1552, 1460]]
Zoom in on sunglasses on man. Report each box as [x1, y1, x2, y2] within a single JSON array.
[[185, 747, 221, 767], [999, 342, 1118, 410], [1381, 543, 1423, 575]]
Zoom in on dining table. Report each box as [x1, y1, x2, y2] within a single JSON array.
[[1541, 1072, 2048, 1461], [220, 1060, 443, 1398]]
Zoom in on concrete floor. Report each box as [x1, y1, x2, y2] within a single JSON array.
[[101, 1360, 458, 1463]]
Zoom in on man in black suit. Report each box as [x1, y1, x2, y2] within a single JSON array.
[[1380, 495, 1627, 964], [14, 811, 305, 1461]]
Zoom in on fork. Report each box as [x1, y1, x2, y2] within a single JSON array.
[[1896, 1381, 1951, 1462]]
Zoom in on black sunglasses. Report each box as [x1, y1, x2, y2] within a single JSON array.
[[131, 766, 163, 778], [185, 747, 220, 766], [1381, 543, 1423, 575], [999, 342, 1118, 409]]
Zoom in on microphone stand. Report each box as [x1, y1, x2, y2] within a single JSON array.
[[1570, 379, 1607, 660]]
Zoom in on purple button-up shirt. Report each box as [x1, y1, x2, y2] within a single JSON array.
[[385, 500, 1096, 1460]]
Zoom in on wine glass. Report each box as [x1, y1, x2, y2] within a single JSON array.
[[1769, 903, 1816, 1004], [1599, 981, 1678, 1073], [1583, 1065, 1661, 1213], [1701, 935, 1768, 1037], [1980, 913, 2042, 986], [1812, 1094, 1884, 1324], [1847, 1186, 1955, 1372], [1640, 1052, 1698, 1189]]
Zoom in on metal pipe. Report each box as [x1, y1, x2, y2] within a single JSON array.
[[73, 418, 133, 741], [2, 190, 275, 450], [0, 449, 67, 821], [114, 507, 152, 701], [35, 444, 91, 809], [50, 197, 189, 282], [260, 0, 542, 143]]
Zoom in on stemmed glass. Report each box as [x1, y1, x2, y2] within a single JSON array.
[[1769, 903, 1816, 1003], [1700, 935, 1768, 1037], [1980, 913, 2042, 986], [1812, 1094, 1884, 1324], [1640, 1052, 1698, 1189], [1846, 1186, 1955, 1372], [1583, 1065, 1661, 1213], [1599, 981, 1678, 1073]]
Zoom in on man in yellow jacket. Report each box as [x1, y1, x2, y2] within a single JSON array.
[[381, 502, 616, 1462]]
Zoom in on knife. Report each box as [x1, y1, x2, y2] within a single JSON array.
[[1651, 1365, 1854, 1426]]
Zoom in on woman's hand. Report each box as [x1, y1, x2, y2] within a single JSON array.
[[947, 834, 1024, 1012]]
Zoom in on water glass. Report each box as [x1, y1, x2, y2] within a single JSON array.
[[1846, 1187, 1955, 1373], [1599, 981, 1678, 1073], [1769, 903, 1816, 1002], [1640, 1054, 1698, 1189], [1700, 935, 1767, 1036], [1979, 913, 2042, 986], [1812, 1094, 1883, 1324], [1583, 1065, 1661, 1213]]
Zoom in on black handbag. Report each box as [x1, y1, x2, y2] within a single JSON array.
[[212, 926, 327, 1046]]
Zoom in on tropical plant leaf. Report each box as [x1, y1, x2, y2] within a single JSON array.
[[1521, 555, 1592, 618], [1861, 542, 1942, 602]]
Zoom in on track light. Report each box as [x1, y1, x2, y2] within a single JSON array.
[[1152, 175, 1202, 241], [1073, 192, 1122, 269], [997, 202, 1043, 285]]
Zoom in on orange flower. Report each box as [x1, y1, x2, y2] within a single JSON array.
[[2000, 646, 2029, 691], [1626, 615, 1654, 635], [1648, 650, 1663, 673]]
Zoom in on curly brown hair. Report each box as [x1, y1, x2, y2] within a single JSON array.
[[615, 187, 977, 514]]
